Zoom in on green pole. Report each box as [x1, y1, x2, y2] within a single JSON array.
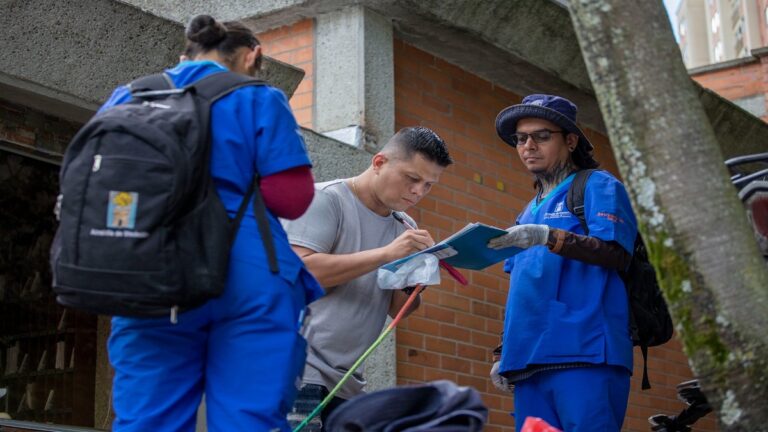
[[292, 285, 425, 432]]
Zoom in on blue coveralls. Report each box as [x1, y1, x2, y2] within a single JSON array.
[[500, 171, 637, 432], [100, 61, 324, 432]]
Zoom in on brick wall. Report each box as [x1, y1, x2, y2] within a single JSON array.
[[393, 40, 718, 431], [691, 55, 768, 121], [258, 19, 315, 128], [691, 59, 763, 100]]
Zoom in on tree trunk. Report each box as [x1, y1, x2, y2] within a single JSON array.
[[568, 0, 768, 429]]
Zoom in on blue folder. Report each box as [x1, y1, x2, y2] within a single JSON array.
[[381, 223, 523, 272]]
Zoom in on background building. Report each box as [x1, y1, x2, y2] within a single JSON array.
[[672, 0, 768, 121], [678, 0, 765, 68], [689, 47, 768, 120], [3, 1, 768, 430]]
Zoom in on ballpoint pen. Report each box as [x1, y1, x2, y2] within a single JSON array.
[[392, 212, 469, 285]]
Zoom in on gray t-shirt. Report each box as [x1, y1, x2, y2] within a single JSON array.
[[282, 179, 414, 400]]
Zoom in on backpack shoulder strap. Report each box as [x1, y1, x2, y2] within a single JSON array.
[[566, 169, 598, 235], [128, 73, 175, 94], [190, 71, 276, 273], [189, 71, 265, 103], [567, 169, 656, 387]]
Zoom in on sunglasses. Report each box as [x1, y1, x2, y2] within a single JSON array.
[[512, 129, 566, 146]]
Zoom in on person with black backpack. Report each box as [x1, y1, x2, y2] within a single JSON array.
[[485, 94, 640, 432], [55, 15, 324, 431]]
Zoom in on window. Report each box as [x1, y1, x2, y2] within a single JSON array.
[[712, 12, 720, 33]]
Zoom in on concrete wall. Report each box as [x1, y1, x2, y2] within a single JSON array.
[[301, 128, 371, 180], [314, 5, 394, 149], [732, 94, 767, 118], [117, 0, 312, 26], [0, 0, 182, 122], [0, 0, 304, 125]]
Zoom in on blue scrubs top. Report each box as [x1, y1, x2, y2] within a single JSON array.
[[500, 170, 637, 375], [100, 60, 324, 304]]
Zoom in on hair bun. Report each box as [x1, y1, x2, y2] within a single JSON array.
[[185, 15, 227, 48]]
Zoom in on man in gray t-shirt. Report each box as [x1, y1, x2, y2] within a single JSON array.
[[284, 126, 453, 430]]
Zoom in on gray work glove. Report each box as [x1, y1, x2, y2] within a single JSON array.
[[487, 224, 549, 250], [490, 361, 513, 394]]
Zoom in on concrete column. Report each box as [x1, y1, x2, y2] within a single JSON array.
[[315, 5, 395, 151], [365, 321, 397, 393], [314, 6, 398, 391]]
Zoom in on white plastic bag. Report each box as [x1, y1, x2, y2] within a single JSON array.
[[377, 253, 441, 290]]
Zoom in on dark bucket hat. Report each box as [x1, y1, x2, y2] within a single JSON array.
[[495, 94, 593, 152]]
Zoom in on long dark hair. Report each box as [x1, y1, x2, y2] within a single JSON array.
[[572, 143, 599, 170], [183, 15, 261, 68]]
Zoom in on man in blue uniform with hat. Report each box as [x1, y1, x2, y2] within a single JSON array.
[[488, 94, 638, 431]]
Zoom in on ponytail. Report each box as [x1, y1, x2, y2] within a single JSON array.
[[185, 15, 227, 50], [183, 15, 260, 63]]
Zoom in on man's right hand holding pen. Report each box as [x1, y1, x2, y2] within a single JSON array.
[[391, 212, 469, 285], [383, 229, 436, 260]]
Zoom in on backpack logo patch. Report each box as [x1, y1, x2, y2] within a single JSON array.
[[107, 191, 138, 229]]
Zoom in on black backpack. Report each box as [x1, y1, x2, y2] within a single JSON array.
[[567, 169, 674, 389], [50, 71, 279, 321], [325, 380, 487, 431]]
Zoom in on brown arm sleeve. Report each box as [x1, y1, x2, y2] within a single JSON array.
[[545, 228, 632, 271]]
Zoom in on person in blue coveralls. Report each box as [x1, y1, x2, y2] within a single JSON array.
[[99, 15, 324, 432], [487, 94, 638, 432]]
